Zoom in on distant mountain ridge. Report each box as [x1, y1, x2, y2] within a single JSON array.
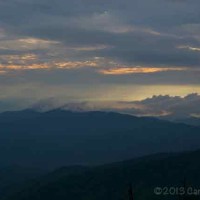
[[159, 115, 200, 127], [175, 117, 200, 127], [0, 109, 200, 169]]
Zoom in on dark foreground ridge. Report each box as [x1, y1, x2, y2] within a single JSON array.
[[4, 149, 200, 200]]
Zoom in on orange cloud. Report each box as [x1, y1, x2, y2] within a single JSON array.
[[0, 60, 100, 72], [54, 61, 98, 69], [0, 54, 37, 60], [0, 64, 49, 70], [99, 67, 188, 75]]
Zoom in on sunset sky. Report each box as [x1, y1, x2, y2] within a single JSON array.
[[0, 0, 200, 110]]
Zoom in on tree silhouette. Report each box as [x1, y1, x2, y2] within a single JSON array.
[[128, 183, 134, 200]]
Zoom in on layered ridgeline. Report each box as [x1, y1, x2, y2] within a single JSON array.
[[4, 150, 200, 200], [0, 109, 200, 169]]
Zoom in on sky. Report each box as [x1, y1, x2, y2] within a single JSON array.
[[0, 0, 200, 111]]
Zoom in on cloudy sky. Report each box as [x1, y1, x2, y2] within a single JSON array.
[[0, 0, 200, 111]]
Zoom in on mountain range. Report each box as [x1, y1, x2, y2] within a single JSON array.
[[0, 109, 200, 169]]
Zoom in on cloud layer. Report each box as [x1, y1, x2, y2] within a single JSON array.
[[57, 93, 200, 119], [0, 0, 200, 104], [0, 0, 200, 71]]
